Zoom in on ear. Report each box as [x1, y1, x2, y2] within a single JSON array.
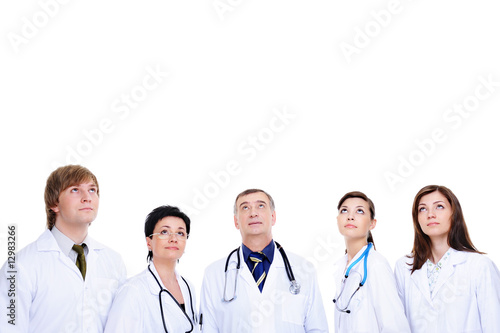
[[146, 237, 152, 250], [51, 205, 60, 213], [369, 219, 377, 230], [234, 215, 240, 230], [271, 210, 277, 226]]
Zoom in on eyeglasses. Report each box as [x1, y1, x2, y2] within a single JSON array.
[[149, 230, 189, 240]]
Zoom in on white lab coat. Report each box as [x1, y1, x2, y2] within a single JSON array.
[[104, 263, 199, 332], [0, 229, 126, 333], [199, 243, 328, 333], [333, 245, 410, 333], [394, 249, 500, 332]]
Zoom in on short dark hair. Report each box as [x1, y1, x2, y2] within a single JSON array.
[[234, 189, 275, 214], [144, 205, 191, 262]]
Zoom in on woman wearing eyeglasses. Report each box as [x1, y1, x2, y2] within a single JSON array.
[[105, 205, 198, 333], [333, 191, 410, 332], [394, 185, 500, 332]]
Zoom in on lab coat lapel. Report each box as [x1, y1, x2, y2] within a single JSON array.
[[261, 243, 281, 296], [37, 230, 83, 279], [410, 264, 433, 306], [84, 237, 104, 281], [146, 263, 194, 331], [431, 249, 466, 299], [239, 246, 262, 293]]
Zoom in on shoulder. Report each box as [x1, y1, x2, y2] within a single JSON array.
[[203, 255, 229, 277], [394, 254, 414, 276], [455, 250, 498, 270], [117, 269, 149, 296]]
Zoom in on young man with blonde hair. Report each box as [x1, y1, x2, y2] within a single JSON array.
[[0, 165, 126, 332]]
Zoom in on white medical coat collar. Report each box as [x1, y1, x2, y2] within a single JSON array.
[[344, 244, 370, 269], [37, 229, 105, 252], [146, 262, 184, 296], [236, 242, 287, 295], [410, 248, 467, 305]]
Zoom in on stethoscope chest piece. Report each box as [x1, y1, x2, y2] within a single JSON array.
[[289, 280, 301, 295]]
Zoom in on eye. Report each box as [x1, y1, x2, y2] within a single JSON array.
[[242, 205, 249, 210], [340, 208, 347, 214], [70, 188, 78, 193], [356, 209, 364, 214], [436, 204, 445, 209], [160, 230, 170, 235], [259, 204, 265, 208], [89, 188, 96, 193], [176, 231, 186, 237], [418, 206, 427, 212]]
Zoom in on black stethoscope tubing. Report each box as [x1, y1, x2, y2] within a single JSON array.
[[148, 264, 195, 333]]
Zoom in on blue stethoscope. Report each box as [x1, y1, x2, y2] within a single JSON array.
[[333, 242, 373, 314], [222, 241, 300, 302], [148, 264, 196, 333]]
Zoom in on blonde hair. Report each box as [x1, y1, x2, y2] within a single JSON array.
[[44, 165, 99, 229]]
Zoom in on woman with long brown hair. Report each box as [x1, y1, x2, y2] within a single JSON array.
[[395, 185, 500, 332], [333, 191, 410, 332]]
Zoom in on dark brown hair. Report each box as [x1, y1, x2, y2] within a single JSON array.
[[409, 185, 482, 274], [337, 191, 376, 249]]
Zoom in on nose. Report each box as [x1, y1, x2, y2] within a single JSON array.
[[427, 209, 436, 219], [81, 191, 92, 203], [249, 207, 258, 218], [347, 212, 354, 221]]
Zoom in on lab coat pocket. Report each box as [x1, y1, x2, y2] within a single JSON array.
[[281, 292, 306, 325]]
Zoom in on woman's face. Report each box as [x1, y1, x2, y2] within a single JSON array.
[[146, 216, 188, 263], [417, 190, 452, 240], [337, 197, 376, 241]]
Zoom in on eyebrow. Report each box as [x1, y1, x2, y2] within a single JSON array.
[[159, 225, 186, 230], [340, 205, 366, 209], [419, 200, 445, 206], [239, 200, 267, 207]]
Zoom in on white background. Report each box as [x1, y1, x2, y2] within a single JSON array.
[[1, 0, 499, 329]]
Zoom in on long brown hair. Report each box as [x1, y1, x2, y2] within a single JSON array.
[[337, 191, 376, 249], [409, 185, 482, 274]]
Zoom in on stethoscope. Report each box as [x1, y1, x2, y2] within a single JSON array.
[[333, 242, 373, 314], [148, 264, 196, 333], [222, 241, 301, 302]]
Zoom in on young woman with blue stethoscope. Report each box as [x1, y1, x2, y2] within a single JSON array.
[[394, 185, 500, 332], [333, 191, 410, 332], [105, 205, 198, 333]]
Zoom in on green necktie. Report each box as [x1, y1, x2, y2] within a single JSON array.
[[72, 244, 86, 280]]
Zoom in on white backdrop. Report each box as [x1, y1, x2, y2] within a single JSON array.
[[1, 0, 499, 329]]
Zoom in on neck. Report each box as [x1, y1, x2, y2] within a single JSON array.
[[243, 235, 272, 252], [429, 236, 450, 264], [152, 259, 177, 284], [345, 237, 368, 263], [54, 222, 89, 244]]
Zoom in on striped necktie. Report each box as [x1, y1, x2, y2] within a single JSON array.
[[249, 252, 266, 292], [72, 244, 86, 280]]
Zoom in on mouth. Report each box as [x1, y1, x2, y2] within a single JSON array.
[[427, 222, 440, 227], [248, 221, 262, 226], [80, 207, 93, 211], [165, 247, 179, 250], [344, 224, 357, 228]]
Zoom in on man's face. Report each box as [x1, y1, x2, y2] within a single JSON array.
[[234, 191, 276, 241], [51, 181, 99, 228]]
